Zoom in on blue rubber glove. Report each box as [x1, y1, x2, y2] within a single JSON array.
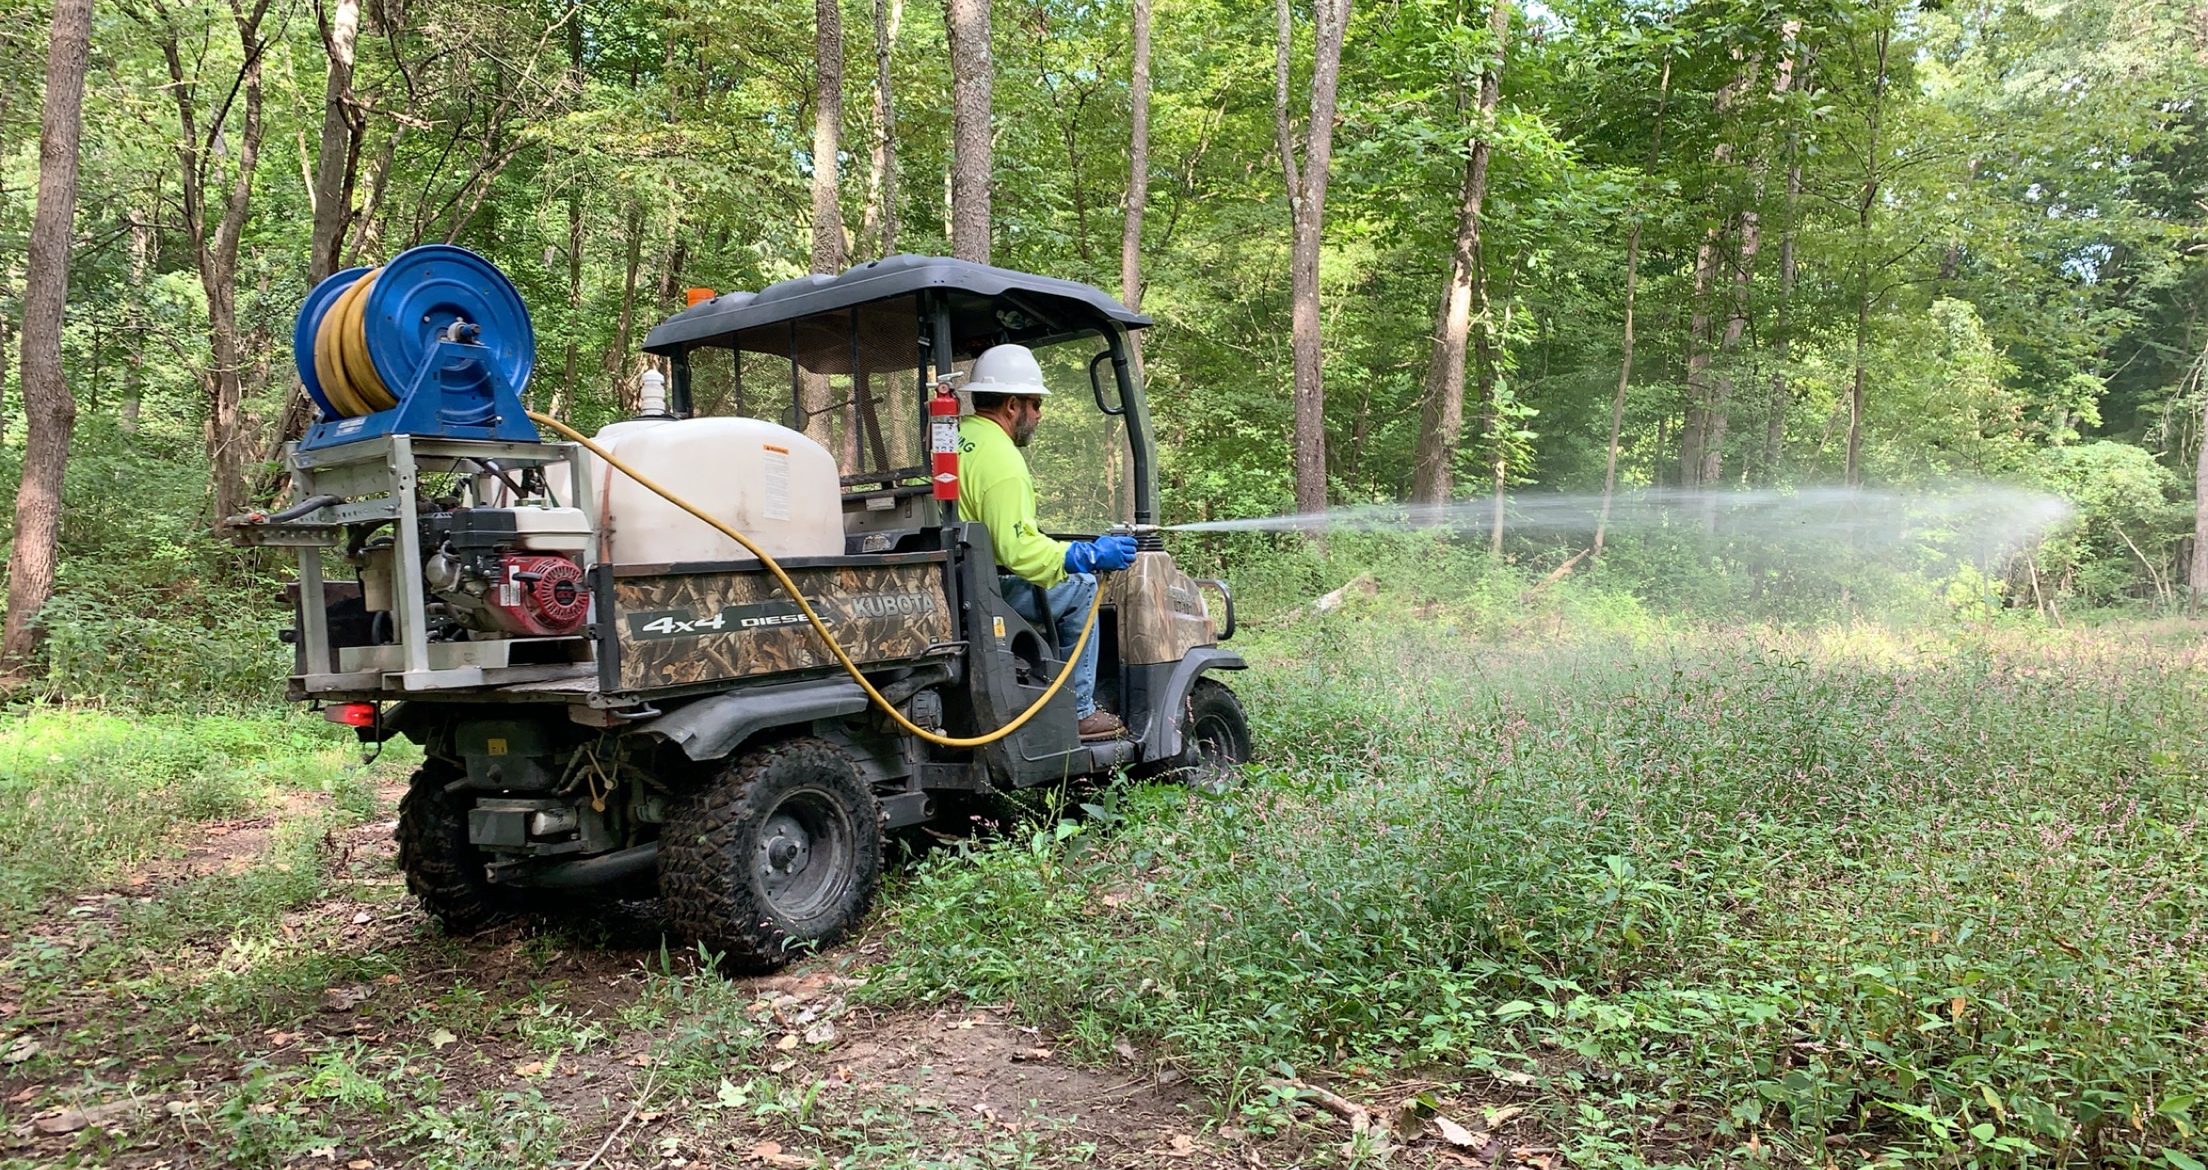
[[1063, 534, 1138, 574]]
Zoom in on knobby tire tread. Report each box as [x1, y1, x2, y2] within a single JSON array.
[[660, 737, 882, 972], [395, 758, 515, 935]]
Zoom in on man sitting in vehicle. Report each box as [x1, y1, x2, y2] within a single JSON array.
[[957, 344, 1138, 740]]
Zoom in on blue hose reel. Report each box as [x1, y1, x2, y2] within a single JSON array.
[[292, 245, 540, 451]]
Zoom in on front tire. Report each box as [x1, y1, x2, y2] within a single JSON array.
[[395, 758, 518, 935], [659, 737, 883, 971], [1164, 679, 1253, 791]]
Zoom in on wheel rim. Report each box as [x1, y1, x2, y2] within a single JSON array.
[[754, 786, 856, 922], [1187, 710, 1242, 788]]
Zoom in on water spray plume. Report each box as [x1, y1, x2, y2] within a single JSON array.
[[1168, 485, 2074, 561]]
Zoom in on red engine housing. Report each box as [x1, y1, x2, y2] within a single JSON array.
[[483, 553, 588, 637]]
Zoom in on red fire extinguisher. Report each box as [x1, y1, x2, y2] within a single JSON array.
[[930, 378, 962, 504]]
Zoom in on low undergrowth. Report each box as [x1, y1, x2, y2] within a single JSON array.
[[872, 617, 2208, 1168], [0, 706, 388, 923]]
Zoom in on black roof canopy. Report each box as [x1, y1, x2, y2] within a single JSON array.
[[642, 254, 1151, 357]]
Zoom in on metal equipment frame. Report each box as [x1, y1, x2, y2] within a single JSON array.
[[234, 434, 596, 693]]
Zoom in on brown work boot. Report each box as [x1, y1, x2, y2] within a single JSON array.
[[1076, 710, 1127, 741]]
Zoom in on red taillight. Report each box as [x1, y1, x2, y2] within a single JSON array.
[[325, 702, 378, 728]]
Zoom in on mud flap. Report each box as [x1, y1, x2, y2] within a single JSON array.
[[638, 678, 872, 762]]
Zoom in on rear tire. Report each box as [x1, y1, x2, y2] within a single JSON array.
[[659, 737, 883, 972], [1163, 678, 1253, 791], [395, 758, 518, 935]]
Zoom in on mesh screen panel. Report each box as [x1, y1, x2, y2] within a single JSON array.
[[1020, 339, 1134, 531], [688, 295, 927, 484], [676, 298, 1129, 520]]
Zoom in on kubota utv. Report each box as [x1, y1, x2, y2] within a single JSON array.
[[230, 249, 1250, 969]]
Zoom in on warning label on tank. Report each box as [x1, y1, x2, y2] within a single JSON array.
[[761, 446, 791, 522]]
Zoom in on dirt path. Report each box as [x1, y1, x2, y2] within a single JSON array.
[[1, 787, 1351, 1169]]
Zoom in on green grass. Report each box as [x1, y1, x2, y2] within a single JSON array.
[[0, 705, 387, 922], [870, 616, 2208, 1169], [7, 572, 2205, 1168]]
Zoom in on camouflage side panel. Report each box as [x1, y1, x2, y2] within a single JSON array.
[[606, 558, 953, 694], [1108, 551, 1216, 665]]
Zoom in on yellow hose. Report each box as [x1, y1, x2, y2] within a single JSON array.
[[314, 267, 398, 417], [335, 271, 396, 411], [525, 410, 1104, 750], [313, 283, 368, 418]]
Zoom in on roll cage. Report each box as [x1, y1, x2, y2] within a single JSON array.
[[642, 254, 1160, 525]]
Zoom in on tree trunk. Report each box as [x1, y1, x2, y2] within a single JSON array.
[[148, 0, 274, 524], [657, 237, 688, 310], [4, 0, 91, 669], [0, 77, 16, 445], [1700, 34, 1795, 499], [1275, 0, 1352, 515], [122, 208, 152, 432], [861, 0, 903, 256], [945, 0, 992, 263], [1594, 54, 1671, 557], [2181, 337, 2199, 613], [309, 0, 361, 282], [553, 183, 582, 416], [1062, 88, 1096, 278], [266, 0, 364, 449], [0, 262, 13, 446], [607, 200, 644, 410], [812, 0, 846, 275], [1680, 57, 1755, 488], [551, 3, 585, 417], [205, 267, 249, 519], [1698, 204, 1761, 507], [345, 124, 403, 260], [1846, 22, 1890, 488], [1478, 326, 1501, 551], [1679, 227, 1720, 484], [1121, 0, 1151, 314], [1485, 279, 1514, 555], [1409, 0, 1508, 507], [1762, 28, 1807, 484], [809, 0, 849, 461]]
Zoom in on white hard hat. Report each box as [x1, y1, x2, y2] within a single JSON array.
[[968, 344, 1050, 397]]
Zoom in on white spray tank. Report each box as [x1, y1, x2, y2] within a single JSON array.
[[579, 369, 844, 566]]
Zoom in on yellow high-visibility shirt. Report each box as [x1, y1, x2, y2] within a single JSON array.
[[956, 415, 1068, 587]]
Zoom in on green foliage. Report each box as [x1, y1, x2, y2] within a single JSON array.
[[0, 706, 376, 922], [872, 622, 2208, 1167], [0, 422, 293, 706], [0, 0, 2200, 692], [2031, 441, 2191, 609]]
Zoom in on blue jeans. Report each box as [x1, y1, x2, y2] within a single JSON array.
[[1001, 572, 1099, 718]]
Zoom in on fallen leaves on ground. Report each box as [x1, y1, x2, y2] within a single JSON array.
[[33, 1099, 142, 1134], [748, 1139, 811, 1167]]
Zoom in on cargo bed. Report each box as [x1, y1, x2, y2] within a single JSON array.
[[289, 550, 957, 711]]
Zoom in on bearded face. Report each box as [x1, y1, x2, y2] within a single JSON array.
[[1009, 397, 1042, 446]]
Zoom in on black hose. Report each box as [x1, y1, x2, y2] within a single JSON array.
[[471, 459, 528, 499], [230, 493, 343, 527]]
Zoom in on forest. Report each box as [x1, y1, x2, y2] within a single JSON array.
[[1, 0, 2206, 1167], [0, 0, 2203, 669]]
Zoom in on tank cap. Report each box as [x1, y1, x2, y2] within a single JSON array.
[[637, 369, 671, 418]]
